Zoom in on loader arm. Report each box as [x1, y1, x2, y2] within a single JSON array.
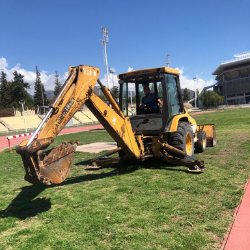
[[17, 65, 140, 185]]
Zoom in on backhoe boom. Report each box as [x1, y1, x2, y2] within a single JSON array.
[[17, 65, 140, 185]]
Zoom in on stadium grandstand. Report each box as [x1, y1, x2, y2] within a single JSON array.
[[212, 52, 250, 105], [0, 106, 98, 133]]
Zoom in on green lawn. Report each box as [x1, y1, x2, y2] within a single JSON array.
[[1, 108, 250, 249]]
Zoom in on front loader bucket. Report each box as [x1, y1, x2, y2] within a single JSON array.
[[197, 124, 216, 147], [17, 140, 78, 185]]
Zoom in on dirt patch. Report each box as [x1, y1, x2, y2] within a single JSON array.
[[190, 111, 219, 116], [76, 142, 117, 153]]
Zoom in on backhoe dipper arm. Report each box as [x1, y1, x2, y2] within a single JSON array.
[[17, 65, 140, 185]]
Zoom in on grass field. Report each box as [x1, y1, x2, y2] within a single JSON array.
[[1, 108, 250, 249]]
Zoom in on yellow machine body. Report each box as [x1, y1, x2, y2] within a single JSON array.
[[17, 65, 216, 185]]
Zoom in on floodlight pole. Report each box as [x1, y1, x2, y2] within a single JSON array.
[[104, 44, 109, 88], [193, 77, 197, 108], [130, 89, 133, 113], [101, 27, 110, 89], [109, 67, 116, 90], [39, 81, 45, 114], [19, 100, 27, 132], [166, 54, 170, 67]]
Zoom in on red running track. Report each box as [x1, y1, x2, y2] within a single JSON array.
[[0, 124, 103, 152], [222, 177, 250, 249]]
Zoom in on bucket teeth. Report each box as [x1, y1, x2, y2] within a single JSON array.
[[40, 141, 78, 165]]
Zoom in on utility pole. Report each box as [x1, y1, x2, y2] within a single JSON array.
[[19, 100, 27, 132], [193, 77, 197, 108], [109, 67, 116, 89], [40, 83, 45, 114], [166, 54, 171, 67], [101, 27, 110, 89]]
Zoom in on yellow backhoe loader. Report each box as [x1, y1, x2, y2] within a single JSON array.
[[16, 65, 216, 185]]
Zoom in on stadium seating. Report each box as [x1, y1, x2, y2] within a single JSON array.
[[0, 122, 8, 132], [1, 116, 42, 131], [72, 117, 80, 125], [0, 108, 99, 132], [74, 111, 98, 123]]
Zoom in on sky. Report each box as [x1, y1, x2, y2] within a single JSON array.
[[0, 0, 250, 94]]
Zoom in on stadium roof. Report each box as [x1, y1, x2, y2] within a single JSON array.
[[212, 52, 250, 76]]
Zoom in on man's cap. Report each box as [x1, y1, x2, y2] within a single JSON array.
[[143, 85, 150, 90]]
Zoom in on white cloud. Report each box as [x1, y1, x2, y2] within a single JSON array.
[[100, 66, 215, 93], [177, 67, 215, 91], [1, 57, 215, 96], [0, 57, 68, 94], [0, 57, 8, 68], [100, 73, 119, 89], [100, 68, 134, 92]]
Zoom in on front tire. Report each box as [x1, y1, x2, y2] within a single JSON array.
[[169, 122, 194, 157], [195, 130, 207, 153]]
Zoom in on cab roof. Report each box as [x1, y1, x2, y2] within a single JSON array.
[[118, 67, 179, 80]]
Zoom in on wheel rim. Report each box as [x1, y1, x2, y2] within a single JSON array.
[[186, 133, 192, 155], [203, 135, 206, 149]]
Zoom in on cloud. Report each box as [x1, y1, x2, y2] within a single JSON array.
[[177, 67, 215, 91], [100, 66, 215, 93], [1, 57, 215, 96], [0, 57, 8, 68], [0, 57, 68, 94], [100, 66, 119, 89], [99, 67, 134, 92]]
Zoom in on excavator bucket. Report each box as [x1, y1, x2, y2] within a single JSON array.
[[197, 124, 217, 147], [17, 140, 79, 185]]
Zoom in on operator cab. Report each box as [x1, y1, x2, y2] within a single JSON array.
[[118, 67, 184, 135]]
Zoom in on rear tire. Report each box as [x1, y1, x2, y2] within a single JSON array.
[[195, 130, 207, 153], [169, 122, 194, 157]]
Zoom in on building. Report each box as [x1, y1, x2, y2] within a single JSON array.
[[212, 52, 250, 105]]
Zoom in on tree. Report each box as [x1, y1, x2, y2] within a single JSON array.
[[0, 70, 12, 108], [33, 66, 49, 106], [111, 86, 119, 99], [11, 71, 34, 108], [183, 88, 190, 101], [0, 70, 33, 108], [200, 90, 224, 108], [54, 70, 62, 96]]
